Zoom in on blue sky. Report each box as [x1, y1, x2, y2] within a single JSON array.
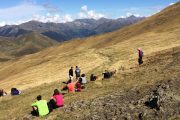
[[0, 0, 179, 26]]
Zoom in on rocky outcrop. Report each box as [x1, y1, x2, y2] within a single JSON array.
[[62, 78, 180, 120]]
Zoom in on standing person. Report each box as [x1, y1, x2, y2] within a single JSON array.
[[75, 66, 81, 80], [31, 95, 49, 116], [137, 48, 144, 65], [69, 67, 74, 81]]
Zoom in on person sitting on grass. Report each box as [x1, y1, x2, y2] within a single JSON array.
[[90, 74, 98, 81], [102, 70, 116, 79], [0, 89, 7, 97], [81, 74, 87, 84], [31, 95, 49, 116], [102, 70, 111, 79], [67, 80, 80, 93], [62, 78, 72, 84], [49, 89, 64, 109], [11, 88, 21, 96], [75, 80, 82, 92]]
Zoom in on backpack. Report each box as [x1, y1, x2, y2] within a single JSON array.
[[75, 69, 80, 74], [11, 88, 19, 95], [140, 51, 144, 57]]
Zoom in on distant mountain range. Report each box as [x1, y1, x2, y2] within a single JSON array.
[[0, 15, 145, 42]]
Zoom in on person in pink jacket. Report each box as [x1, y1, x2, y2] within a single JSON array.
[[50, 89, 64, 109]]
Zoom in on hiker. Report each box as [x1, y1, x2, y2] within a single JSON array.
[[81, 74, 87, 84], [78, 77, 83, 84], [102, 70, 116, 79], [31, 95, 49, 116], [109, 70, 116, 77], [103, 70, 111, 79], [67, 80, 79, 93], [11, 88, 21, 96], [49, 89, 64, 109], [138, 48, 144, 65], [75, 66, 81, 80], [90, 74, 97, 81], [75, 81, 82, 92], [0, 89, 7, 97], [69, 66, 74, 80]]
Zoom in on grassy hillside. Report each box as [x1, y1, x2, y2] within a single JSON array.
[[0, 2, 179, 120], [0, 2, 179, 91], [0, 32, 58, 61], [0, 41, 179, 120]]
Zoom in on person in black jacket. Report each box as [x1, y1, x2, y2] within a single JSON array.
[[137, 48, 144, 65], [69, 67, 74, 80]]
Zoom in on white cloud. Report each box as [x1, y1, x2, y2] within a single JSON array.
[[81, 5, 88, 11], [0, 2, 74, 26], [125, 12, 140, 17], [0, 21, 6, 26], [78, 5, 105, 19], [0, 2, 44, 26], [0, 2, 43, 21], [32, 13, 73, 23], [0, 3, 106, 26], [169, 3, 175, 6]]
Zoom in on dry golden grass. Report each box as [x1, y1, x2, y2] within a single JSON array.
[[0, 2, 179, 92], [0, 45, 179, 120], [0, 2, 179, 120]]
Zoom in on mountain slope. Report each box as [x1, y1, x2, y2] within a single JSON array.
[[0, 2, 179, 91], [0, 16, 145, 41], [0, 32, 58, 61], [0, 2, 180, 120]]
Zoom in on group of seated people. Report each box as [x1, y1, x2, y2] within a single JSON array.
[[1, 67, 117, 118], [31, 89, 64, 116], [0, 88, 21, 97], [62, 73, 87, 93]]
